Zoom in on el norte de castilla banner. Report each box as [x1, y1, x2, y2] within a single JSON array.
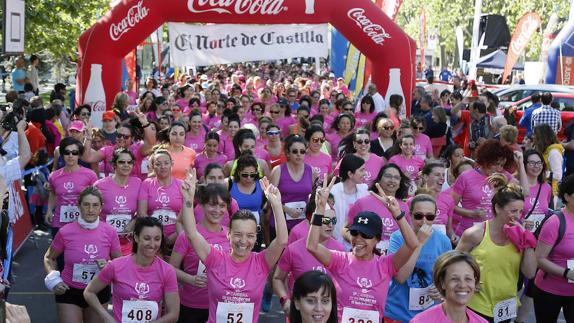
[[169, 23, 329, 66]]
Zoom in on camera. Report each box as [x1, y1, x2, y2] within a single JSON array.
[[0, 112, 19, 132]]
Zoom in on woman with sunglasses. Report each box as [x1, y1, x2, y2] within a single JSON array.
[[355, 95, 377, 129], [338, 128, 386, 187], [345, 164, 411, 253], [384, 194, 452, 323], [389, 135, 425, 195], [83, 113, 157, 179], [456, 174, 537, 323], [370, 117, 395, 159], [170, 184, 232, 323], [184, 110, 207, 153], [223, 128, 271, 179], [265, 124, 287, 169], [247, 102, 264, 125], [307, 177, 422, 322], [138, 149, 185, 248], [327, 113, 354, 161], [304, 125, 332, 181], [195, 131, 228, 181], [410, 116, 434, 159], [270, 135, 315, 232], [44, 186, 122, 323], [72, 104, 92, 124], [274, 192, 344, 315], [94, 148, 142, 255], [46, 138, 98, 237]]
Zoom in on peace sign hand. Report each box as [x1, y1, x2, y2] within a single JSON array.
[[369, 183, 401, 218], [260, 177, 282, 208], [315, 174, 336, 211]]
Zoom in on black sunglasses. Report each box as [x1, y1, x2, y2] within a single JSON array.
[[117, 160, 134, 165], [322, 217, 337, 225], [355, 139, 370, 145], [413, 126, 425, 131], [240, 173, 257, 179], [63, 150, 80, 156], [413, 213, 436, 221], [350, 230, 374, 240], [290, 149, 306, 155], [117, 134, 132, 139]]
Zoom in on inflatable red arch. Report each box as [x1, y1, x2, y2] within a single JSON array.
[[77, 0, 416, 117]]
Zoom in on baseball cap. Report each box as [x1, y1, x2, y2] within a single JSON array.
[[277, 98, 289, 107], [102, 111, 116, 121], [348, 211, 382, 238], [69, 120, 85, 132]]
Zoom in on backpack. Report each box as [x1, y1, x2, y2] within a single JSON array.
[[534, 210, 566, 278]]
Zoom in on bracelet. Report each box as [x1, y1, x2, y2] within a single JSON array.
[[142, 122, 151, 128], [394, 211, 405, 222], [564, 268, 571, 279], [279, 295, 289, 306], [311, 213, 323, 226]]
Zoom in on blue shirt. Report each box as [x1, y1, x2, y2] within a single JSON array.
[[384, 229, 452, 322], [11, 68, 26, 92], [519, 102, 542, 138], [439, 70, 452, 82]]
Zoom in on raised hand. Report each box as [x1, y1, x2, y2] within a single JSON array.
[[260, 176, 282, 207], [513, 150, 524, 164], [315, 174, 336, 210], [181, 168, 197, 201], [370, 183, 401, 218]]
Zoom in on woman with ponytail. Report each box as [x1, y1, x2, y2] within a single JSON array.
[[456, 174, 537, 323]]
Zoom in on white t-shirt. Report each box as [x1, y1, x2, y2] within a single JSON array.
[[330, 182, 369, 245], [371, 92, 387, 114]]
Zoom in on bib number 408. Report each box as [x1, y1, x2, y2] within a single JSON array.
[[127, 309, 153, 321], [227, 312, 243, 323]]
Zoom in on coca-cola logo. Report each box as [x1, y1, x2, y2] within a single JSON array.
[[187, 0, 286, 15], [510, 15, 540, 56], [88, 101, 106, 112], [109, 0, 149, 41], [347, 8, 391, 45]]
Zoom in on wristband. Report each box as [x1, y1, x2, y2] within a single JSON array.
[[44, 271, 64, 291], [311, 213, 323, 226], [564, 268, 571, 279], [142, 122, 152, 128], [394, 211, 405, 222]]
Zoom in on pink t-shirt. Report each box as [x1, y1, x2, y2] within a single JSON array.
[[98, 255, 178, 322], [48, 167, 98, 228], [304, 152, 333, 180], [195, 153, 228, 180], [521, 182, 552, 223], [278, 238, 344, 291], [388, 154, 425, 181], [185, 129, 207, 153], [326, 132, 343, 160], [435, 191, 455, 226], [534, 209, 574, 296], [348, 195, 410, 254], [204, 248, 270, 323], [100, 142, 145, 179], [94, 176, 141, 227], [138, 178, 183, 237], [276, 116, 296, 138], [451, 170, 512, 236], [334, 153, 385, 186], [413, 133, 433, 157], [194, 198, 240, 228], [203, 114, 221, 130], [51, 221, 120, 289], [217, 132, 235, 161], [355, 112, 376, 129], [173, 227, 230, 308], [288, 220, 310, 245], [410, 303, 488, 323], [327, 251, 397, 321]]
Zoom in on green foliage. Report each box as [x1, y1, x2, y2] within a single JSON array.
[[24, 0, 109, 59], [396, 0, 571, 63]]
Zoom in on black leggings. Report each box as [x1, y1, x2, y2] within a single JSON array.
[[177, 305, 208, 323], [533, 285, 574, 323]]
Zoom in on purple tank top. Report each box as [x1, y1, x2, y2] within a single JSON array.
[[273, 163, 313, 230]]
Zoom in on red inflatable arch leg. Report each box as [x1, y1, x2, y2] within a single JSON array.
[[77, 0, 416, 121]]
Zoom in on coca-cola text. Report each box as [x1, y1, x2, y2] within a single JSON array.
[[88, 101, 106, 113], [187, 0, 286, 15], [109, 0, 149, 41], [347, 8, 391, 45], [510, 15, 540, 56]]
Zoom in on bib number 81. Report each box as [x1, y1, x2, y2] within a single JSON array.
[[128, 309, 153, 321], [227, 312, 243, 323]]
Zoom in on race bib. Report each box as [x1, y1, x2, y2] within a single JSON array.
[[376, 239, 390, 255], [141, 158, 149, 174], [197, 261, 207, 277], [106, 214, 132, 232], [284, 201, 306, 221], [524, 213, 545, 233], [122, 300, 159, 323], [152, 209, 177, 225], [215, 302, 254, 323], [432, 224, 447, 235], [408, 287, 434, 311], [567, 260, 574, 283], [493, 297, 517, 323], [341, 307, 380, 323], [60, 205, 80, 223], [72, 263, 99, 284]]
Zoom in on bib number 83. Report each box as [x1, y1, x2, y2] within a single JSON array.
[[227, 312, 243, 323], [127, 309, 153, 321]]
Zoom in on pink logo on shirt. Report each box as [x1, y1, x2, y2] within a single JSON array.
[[364, 171, 372, 181], [157, 193, 170, 205], [482, 185, 492, 195], [406, 165, 415, 174], [134, 282, 150, 299], [230, 277, 246, 290], [64, 182, 74, 192], [115, 195, 127, 207], [312, 266, 326, 273], [357, 277, 373, 293], [84, 244, 98, 259], [213, 243, 223, 251]]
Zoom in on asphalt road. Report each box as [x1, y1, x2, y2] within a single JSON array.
[[7, 230, 563, 323]]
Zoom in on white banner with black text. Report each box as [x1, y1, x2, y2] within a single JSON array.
[[168, 23, 329, 66]]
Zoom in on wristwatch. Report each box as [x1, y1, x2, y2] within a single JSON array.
[[394, 211, 405, 222]]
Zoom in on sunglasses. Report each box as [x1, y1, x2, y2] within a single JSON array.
[[117, 134, 132, 139], [350, 230, 374, 240], [117, 160, 134, 165], [240, 173, 257, 179], [252, 108, 262, 112], [413, 213, 436, 221], [355, 139, 370, 145], [413, 126, 425, 131], [343, 108, 354, 112], [270, 110, 281, 114], [383, 126, 394, 130], [290, 149, 306, 155], [80, 112, 91, 117], [63, 150, 80, 156], [311, 137, 326, 144], [322, 217, 337, 225], [172, 108, 181, 112], [267, 130, 281, 136]]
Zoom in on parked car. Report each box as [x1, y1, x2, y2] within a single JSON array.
[[506, 92, 574, 142], [495, 84, 574, 105]]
